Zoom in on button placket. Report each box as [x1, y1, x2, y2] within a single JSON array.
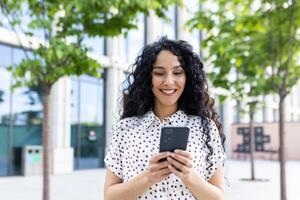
[[162, 118, 170, 126]]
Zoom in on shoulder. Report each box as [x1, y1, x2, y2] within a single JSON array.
[[113, 116, 141, 132], [189, 115, 215, 126], [190, 116, 218, 134]]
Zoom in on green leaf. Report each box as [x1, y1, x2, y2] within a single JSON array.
[[187, 0, 300, 102]]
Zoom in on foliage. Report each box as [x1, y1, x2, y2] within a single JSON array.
[[187, 0, 300, 102], [0, 1, 180, 200], [188, 1, 300, 199], [57, 0, 181, 37], [6, 38, 100, 89], [1, 0, 180, 90]]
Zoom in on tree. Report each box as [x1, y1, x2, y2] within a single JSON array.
[[187, 0, 267, 181], [0, 1, 179, 200], [261, 1, 300, 199], [188, 0, 300, 199], [1, 3, 100, 200]]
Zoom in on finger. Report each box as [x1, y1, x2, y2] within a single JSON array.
[[167, 156, 189, 174], [160, 172, 171, 181], [170, 153, 193, 168], [168, 164, 182, 177], [174, 149, 193, 160], [157, 160, 171, 169], [150, 152, 170, 163], [150, 161, 170, 171], [154, 167, 171, 177]]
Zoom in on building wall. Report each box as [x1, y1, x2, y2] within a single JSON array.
[[1, 1, 300, 176], [231, 122, 300, 160]]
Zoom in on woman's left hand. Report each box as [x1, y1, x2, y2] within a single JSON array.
[[167, 149, 195, 182]]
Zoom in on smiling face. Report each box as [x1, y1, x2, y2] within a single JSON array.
[[151, 50, 186, 112]]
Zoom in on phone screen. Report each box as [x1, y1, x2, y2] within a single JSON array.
[[159, 127, 190, 162]]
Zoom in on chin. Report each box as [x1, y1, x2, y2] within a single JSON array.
[[159, 100, 179, 107]]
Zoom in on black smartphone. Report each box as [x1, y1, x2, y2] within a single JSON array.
[[159, 126, 190, 156]]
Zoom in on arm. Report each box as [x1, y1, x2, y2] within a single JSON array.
[[182, 166, 224, 200], [104, 152, 171, 200], [104, 169, 152, 200], [167, 150, 224, 200]]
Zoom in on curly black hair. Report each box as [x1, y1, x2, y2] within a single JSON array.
[[121, 36, 225, 169]]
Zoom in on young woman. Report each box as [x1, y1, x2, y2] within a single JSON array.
[[104, 37, 226, 200]]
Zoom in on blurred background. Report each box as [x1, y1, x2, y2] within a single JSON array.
[[0, 0, 299, 200]]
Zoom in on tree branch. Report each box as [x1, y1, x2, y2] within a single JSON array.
[[280, 0, 296, 96], [0, 1, 31, 59], [267, 5, 279, 92], [41, 0, 50, 42]]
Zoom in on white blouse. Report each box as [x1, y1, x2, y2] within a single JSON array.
[[104, 109, 226, 200]]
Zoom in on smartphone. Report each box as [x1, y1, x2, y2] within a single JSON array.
[[159, 126, 190, 153]]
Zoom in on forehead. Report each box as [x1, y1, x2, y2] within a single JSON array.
[[153, 50, 181, 68]]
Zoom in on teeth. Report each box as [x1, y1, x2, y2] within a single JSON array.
[[161, 89, 176, 94]]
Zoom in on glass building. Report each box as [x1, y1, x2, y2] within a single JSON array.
[[0, 43, 106, 176], [1, 1, 299, 176]]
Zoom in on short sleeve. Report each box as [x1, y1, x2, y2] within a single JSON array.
[[205, 119, 226, 181], [104, 122, 124, 180]]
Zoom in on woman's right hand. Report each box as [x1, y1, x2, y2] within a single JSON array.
[[146, 152, 171, 186]]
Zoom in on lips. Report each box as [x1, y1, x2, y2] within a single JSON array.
[[160, 89, 177, 96]]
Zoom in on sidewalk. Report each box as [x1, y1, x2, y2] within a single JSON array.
[[0, 160, 299, 200]]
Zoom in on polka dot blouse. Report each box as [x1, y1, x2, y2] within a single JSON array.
[[104, 109, 226, 200]]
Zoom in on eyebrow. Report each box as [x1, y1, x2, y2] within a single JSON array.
[[153, 65, 182, 69]]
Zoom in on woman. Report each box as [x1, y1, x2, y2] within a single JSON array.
[[104, 37, 226, 200]]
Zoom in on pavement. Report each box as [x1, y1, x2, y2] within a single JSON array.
[[0, 159, 299, 200]]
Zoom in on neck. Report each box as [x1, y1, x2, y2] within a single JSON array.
[[153, 104, 178, 122]]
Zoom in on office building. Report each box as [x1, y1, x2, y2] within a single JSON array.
[[1, 1, 299, 176]]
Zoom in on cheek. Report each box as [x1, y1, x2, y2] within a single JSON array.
[[179, 77, 186, 90], [151, 79, 159, 96], [151, 77, 161, 89]]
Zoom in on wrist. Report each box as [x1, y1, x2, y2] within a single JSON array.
[[143, 170, 155, 188], [182, 169, 199, 186]]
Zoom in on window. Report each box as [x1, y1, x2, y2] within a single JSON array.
[[0, 44, 42, 176], [71, 75, 104, 125], [0, 44, 12, 67], [160, 6, 176, 39], [83, 36, 105, 56], [273, 108, 278, 122], [185, 0, 201, 56], [70, 73, 105, 169], [0, 67, 11, 176], [124, 14, 145, 64]]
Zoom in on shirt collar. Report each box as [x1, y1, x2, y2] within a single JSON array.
[[142, 109, 189, 129], [141, 110, 156, 129]]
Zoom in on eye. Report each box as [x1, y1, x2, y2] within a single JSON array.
[[173, 70, 184, 75], [152, 71, 164, 76]]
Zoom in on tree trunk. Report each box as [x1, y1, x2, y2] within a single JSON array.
[[279, 96, 287, 200], [249, 109, 255, 180], [42, 85, 51, 200]]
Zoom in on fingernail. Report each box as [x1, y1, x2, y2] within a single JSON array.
[[174, 149, 179, 153]]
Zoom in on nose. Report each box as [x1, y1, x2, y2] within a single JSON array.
[[163, 74, 175, 86]]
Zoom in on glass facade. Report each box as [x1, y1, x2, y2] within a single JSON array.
[[185, 0, 201, 56], [0, 43, 106, 176], [0, 44, 43, 176], [71, 74, 105, 169], [160, 6, 176, 39], [0, 65, 10, 176], [124, 14, 146, 64], [83, 36, 105, 56]]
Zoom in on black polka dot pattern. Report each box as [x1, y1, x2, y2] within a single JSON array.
[[104, 110, 226, 199]]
